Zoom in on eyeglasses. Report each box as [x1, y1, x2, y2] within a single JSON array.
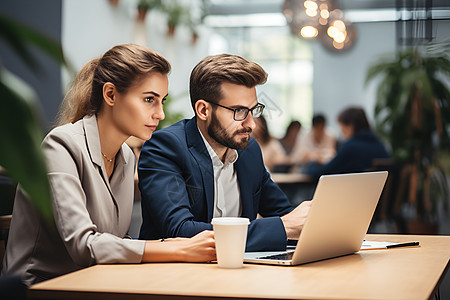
[[204, 100, 265, 121]]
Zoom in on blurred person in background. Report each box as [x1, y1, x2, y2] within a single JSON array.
[[252, 115, 290, 172], [290, 114, 336, 167], [303, 107, 390, 178], [279, 120, 301, 156]]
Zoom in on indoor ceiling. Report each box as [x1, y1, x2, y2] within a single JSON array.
[[338, 0, 450, 10], [206, 0, 450, 21]]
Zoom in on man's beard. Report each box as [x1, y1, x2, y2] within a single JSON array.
[[207, 111, 252, 150]]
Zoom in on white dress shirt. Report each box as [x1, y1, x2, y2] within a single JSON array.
[[291, 129, 336, 165], [199, 129, 241, 218]]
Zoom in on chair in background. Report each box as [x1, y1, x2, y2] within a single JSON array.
[[0, 172, 28, 300], [0, 170, 16, 216], [0, 274, 27, 300], [0, 214, 12, 270], [0, 170, 16, 270], [368, 158, 407, 234]]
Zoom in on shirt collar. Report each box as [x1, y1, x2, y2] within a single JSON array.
[[197, 127, 238, 167]]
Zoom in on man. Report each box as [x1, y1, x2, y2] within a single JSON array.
[[303, 107, 390, 178], [138, 54, 311, 251], [291, 114, 336, 166]]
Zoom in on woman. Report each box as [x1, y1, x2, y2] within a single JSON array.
[[2, 44, 215, 286], [252, 116, 289, 172], [303, 107, 390, 178], [279, 120, 301, 156]]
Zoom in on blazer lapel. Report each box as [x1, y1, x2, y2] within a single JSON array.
[[235, 151, 254, 219], [83, 115, 119, 211], [185, 117, 215, 221], [109, 143, 129, 192]]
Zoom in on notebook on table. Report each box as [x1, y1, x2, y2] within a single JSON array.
[[244, 171, 388, 266]]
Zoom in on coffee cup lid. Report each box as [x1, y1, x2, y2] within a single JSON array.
[[211, 217, 250, 225]]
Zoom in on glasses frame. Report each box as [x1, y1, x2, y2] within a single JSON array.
[[204, 100, 265, 121]]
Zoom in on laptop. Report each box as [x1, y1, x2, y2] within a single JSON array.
[[244, 171, 388, 266]]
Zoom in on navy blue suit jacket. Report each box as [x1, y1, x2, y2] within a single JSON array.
[[138, 117, 294, 251], [303, 130, 390, 178]]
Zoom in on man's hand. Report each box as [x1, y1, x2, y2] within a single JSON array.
[[281, 200, 312, 240]]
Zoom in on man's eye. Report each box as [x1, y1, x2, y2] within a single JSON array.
[[235, 108, 247, 114]]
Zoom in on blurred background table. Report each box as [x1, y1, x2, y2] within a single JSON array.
[[271, 172, 316, 206]]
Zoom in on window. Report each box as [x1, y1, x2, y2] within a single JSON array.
[[208, 24, 313, 137]]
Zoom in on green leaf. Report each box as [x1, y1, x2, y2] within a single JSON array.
[[366, 42, 450, 217], [0, 68, 52, 221], [0, 12, 74, 221]]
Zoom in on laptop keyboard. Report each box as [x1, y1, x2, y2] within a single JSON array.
[[261, 251, 294, 261]]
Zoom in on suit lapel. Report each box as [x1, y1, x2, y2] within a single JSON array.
[[235, 150, 254, 218], [83, 115, 119, 212], [185, 117, 215, 221]]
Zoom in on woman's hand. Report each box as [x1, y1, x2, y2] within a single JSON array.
[[174, 230, 216, 262], [142, 230, 216, 263]]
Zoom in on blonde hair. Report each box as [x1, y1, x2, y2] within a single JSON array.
[[56, 44, 171, 126]]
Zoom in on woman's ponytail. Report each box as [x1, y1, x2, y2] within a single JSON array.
[[56, 58, 99, 126]]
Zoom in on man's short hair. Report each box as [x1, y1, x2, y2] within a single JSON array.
[[189, 54, 268, 111], [312, 114, 326, 127], [338, 107, 370, 135]]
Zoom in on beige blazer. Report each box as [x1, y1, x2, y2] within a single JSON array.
[[2, 115, 145, 286]]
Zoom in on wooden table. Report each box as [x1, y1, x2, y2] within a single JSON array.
[[270, 173, 313, 184], [271, 173, 315, 205], [28, 234, 450, 300]]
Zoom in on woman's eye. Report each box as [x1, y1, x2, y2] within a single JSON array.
[[144, 97, 154, 103], [162, 97, 167, 105]]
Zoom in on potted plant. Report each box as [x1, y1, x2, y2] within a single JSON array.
[[366, 42, 450, 234], [189, 0, 208, 45], [136, 0, 162, 22], [186, 14, 199, 45], [0, 13, 69, 221], [108, 0, 120, 7], [162, 2, 188, 37]]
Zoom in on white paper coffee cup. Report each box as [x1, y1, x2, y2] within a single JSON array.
[[211, 217, 250, 268]]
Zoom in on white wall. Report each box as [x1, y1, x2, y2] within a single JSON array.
[[311, 21, 396, 136], [62, 0, 212, 119]]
